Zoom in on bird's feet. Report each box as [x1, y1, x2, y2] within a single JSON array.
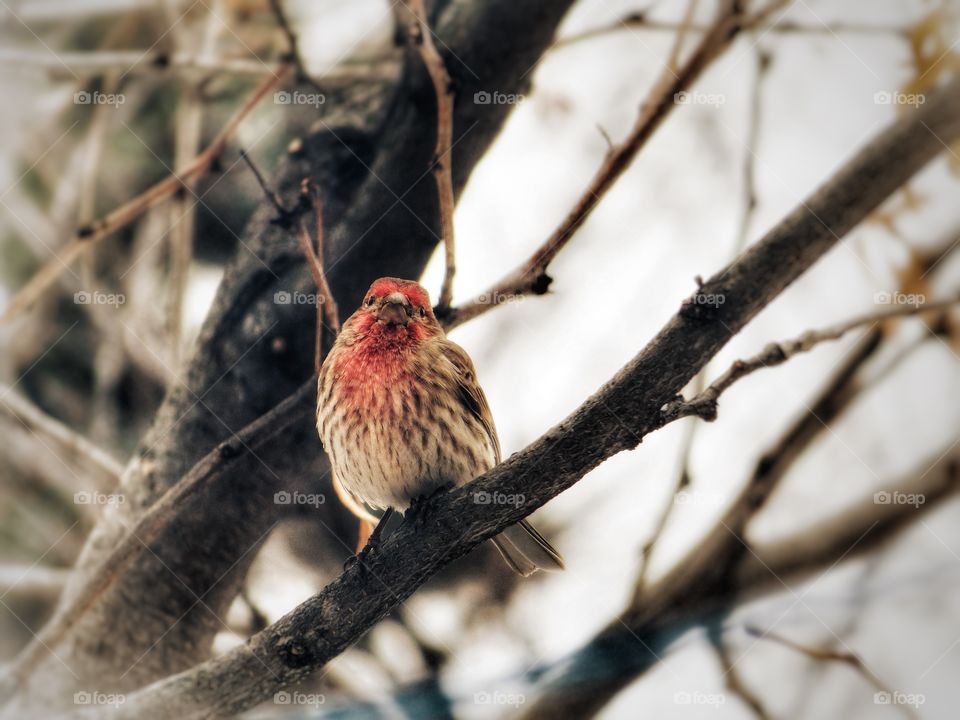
[[406, 483, 454, 525]]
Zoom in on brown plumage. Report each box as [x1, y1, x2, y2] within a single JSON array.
[[316, 277, 564, 575]]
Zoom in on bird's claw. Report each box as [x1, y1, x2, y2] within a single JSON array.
[[407, 483, 453, 524]]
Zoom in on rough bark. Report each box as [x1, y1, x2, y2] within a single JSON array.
[[10, 0, 577, 706], [93, 74, 960, 720]]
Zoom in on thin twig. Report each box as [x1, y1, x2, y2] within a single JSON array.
[[267, 0, 324, 94], [634, 15, 764, 588], [708, 628, 771, 720], [0, 385, 124, 485], [663, 292, 960, 422], [0, 49, 394, 84], [0, 564, 68, 603], [554, 7, 904, 48], [295, 180, 339, 371], [744, 627, 918, 720], [442, 0, 750, 330], [406, 0, 457, 314], [0, 64, 293, 324], [238, 150, 338, 366], [666, 0, 700, 74], [634, 373, 702, 590], [238, 149, 288, 215], [732, 48, 770, 255]]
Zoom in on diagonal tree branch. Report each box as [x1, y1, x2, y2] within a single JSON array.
[[97, 72, 960, 720]]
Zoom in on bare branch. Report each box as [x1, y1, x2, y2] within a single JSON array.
[[294, 182, 339, 371], [442, 0, 748, 329], [238, 151, 339, 368], [634, 375, 701, 590], [732, 47, 771, 254], [519, 443, 959, 720], [0, 565, 68, 603], [0, 385, 123, 486], [663, 292, 960, 423], [708, 629, 771, 720], [237, 149, 286, 217], [0, 64, 294, 324], [555, 2, 910, 48], [445, 0, 796, 330], [743, 628, 917, 719], [406, 0, 457, 314], [555, 4, 906, 48], [267, 0, 324, 94]]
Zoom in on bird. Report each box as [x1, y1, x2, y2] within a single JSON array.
[[316, 277, 564, 575]]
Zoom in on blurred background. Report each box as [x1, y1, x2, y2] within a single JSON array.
[[1, 0, 959, 718]]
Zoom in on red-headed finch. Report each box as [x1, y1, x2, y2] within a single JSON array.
[[316, 277, 564, 576]]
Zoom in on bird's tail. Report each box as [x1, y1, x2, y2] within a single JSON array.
[[491, 520, 565, 576]]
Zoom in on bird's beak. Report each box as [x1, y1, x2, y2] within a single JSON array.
[[376, 292, 411, 326]]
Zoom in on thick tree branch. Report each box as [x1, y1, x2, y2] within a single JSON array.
[[519, 234, 960, 718], [100, 73, 960, 720], [6, 381, 315, 685]]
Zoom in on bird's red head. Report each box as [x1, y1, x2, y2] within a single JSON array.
[[349, 277, 439, 343]]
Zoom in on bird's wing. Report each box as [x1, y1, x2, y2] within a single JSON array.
[[440, 340, 501, 464]]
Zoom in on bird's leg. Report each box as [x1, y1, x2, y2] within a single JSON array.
[[365, 508, 393, 550], [344, 508, 394, 570]]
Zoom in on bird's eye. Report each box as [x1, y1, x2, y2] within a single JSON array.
[[418, 307, 426, 318], [365, 296, 375, 307]]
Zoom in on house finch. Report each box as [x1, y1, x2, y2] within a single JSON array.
[[316, 277, 564, 576]]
